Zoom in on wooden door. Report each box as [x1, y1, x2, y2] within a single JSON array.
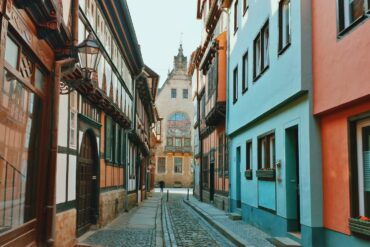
[[77, 133, 95, 236]]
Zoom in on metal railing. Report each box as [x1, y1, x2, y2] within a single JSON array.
[[164, 146, 192, 153], [0, 155, 26, 233]]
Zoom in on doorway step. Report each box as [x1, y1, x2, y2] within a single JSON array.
[[267, 237, 301, 247], [228, 213, 242, 221]]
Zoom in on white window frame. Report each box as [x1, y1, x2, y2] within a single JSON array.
[[174, 157, 183, 174], [157, 157, 166, 174], [356, 118, 370, 216]]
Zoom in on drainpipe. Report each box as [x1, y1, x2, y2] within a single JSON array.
[[47, 57, 76, 246], [124, 71, 142, 211], [225, 9, 231, 213], [46, 0, 79, 244], [198, 93, 203, 202]]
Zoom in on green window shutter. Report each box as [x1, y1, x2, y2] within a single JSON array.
[[105, 116, 112, 161]]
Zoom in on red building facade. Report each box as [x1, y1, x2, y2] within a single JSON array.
[[313, 1, 370, 246]]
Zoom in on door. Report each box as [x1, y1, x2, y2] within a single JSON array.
[[77, 132, 96, 236], [236, 147, 241, 208], [286, 126, 301, 232], [210, 162, 215, 201]]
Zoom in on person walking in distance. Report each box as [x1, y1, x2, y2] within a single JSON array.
[[159, 180, 165, 193]]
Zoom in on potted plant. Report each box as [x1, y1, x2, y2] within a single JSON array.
[[256, 167, 275, 179], [244, 169, 253, 180], [349, 216, 370, 236]]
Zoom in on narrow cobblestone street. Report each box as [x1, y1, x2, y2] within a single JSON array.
[[77, 191, 277, 247], [163, 193, 235, 247]]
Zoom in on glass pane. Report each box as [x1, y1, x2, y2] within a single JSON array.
[[263, 26, 269, 68], [5, 36, 19, 68], [362, 126, 370, 216], [175, 138, 182, 147], [255, 37, 261, 75], [0, 69, 42, 232], [34, 68, 44, 91], [350, 0, 364, 23]]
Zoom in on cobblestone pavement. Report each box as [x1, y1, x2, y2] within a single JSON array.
[[164, 194, 235, 247], [187, 196, 274, 247], [80, 194, 161, 247]]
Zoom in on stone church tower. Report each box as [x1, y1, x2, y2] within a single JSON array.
[[154, 45, 194, 188]]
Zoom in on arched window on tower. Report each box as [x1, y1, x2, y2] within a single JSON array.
[[166, 112, 191, 151]]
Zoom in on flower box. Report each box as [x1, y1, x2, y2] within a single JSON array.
[[245, 170, 253, 180], [256, 169, 275, 179], [349, 217, 370, 236]]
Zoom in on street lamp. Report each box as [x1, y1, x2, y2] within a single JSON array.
[[77, 32, 101, 80]]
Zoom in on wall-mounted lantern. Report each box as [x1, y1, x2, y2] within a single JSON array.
[[77, 32, 101, 80]]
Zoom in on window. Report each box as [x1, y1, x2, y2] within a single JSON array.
[[242, 52, 248, 93], [208, 56, 218, 98], [171, 88, 177, 98], [69, 91, 78, 148], [184, 138, 191, 147], [218, 134, 224, 177], [174, 157, 183, 173], [167, 137, 173, 146], [338, 0, 369, 33], [167, 112, 191, 138], [243, 0, 249, 15], [254, 21, 269, 80], [201, 95, 206, 118], [279, 0, 291, 52], [105, 116, 113, 161], [5, 36, 19, 68], [203, 155, 209, 188], [175, 137, 182, 147], [183, 89, 188, 99], [157, 157, 166, 173], [234, 0, 239, 33], [233, 66, 238, 103], [258, 133, 275, 169], [246, 141, 252, 170], [350, 118, 370, 219]]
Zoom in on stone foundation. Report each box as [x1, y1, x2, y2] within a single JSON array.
[[127, 192, 137, 209], [202, 190, 210, 203], [214, 193, 229, 211], [200, 190, 229, 211], [55, 209, 77, 247], [99, 189, 125, 227]]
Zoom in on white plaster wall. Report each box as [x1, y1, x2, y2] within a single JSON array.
[[68, 155, 77, 201], [56, 153, 67, 204], [58, 94, 68, 147]]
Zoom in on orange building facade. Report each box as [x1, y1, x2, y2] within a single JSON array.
[[313, 1, 370, 246], [190, 0, 230, 211]]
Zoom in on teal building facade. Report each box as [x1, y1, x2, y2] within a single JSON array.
[[226, 0, 323, 246]]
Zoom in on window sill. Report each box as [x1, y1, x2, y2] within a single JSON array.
[[243, 6, 249, 16], [234, 27, 238, 36], [349, 217, 370, 237], [337, 15, 368, 39], [278, 42, 291, 56], [256, 169, 275, 180], [253, 65, 269, 82]]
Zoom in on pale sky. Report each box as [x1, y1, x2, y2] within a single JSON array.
[[126, 0, 201, 87]]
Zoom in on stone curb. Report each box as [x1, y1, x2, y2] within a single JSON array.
[[183, 199, 247, 247], [161, 197, 178, 247]]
